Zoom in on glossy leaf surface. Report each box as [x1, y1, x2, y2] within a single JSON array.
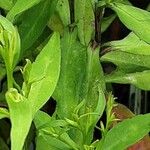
[[28, 32, 61, 115], [104, 32, 150, 55], [100, 114, 150, 150], [101, 51, 150, 73], [110, 3, 150, 44], [105, 70, 150, 90]]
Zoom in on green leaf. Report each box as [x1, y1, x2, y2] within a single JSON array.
[[28, 32, 61, 115], [36, 134, 72, 150], [34, 111, 68, 130], [56, 0, 70, 26], [22, 59, 32, 84], [5, 88, 32, 150], [18, 0, 58, 56], [79, 46, 105, 144], [101, 113, 150, 150], [34, 111, 78, 150], [0, 108, 9, 119], [101, 51, 150, 73], [0, 15, 20, 69], [105, 70, 150, 90], [53, 29, 105, 145], [101, 15, 116, 33], [6, 0, 44, 22], [0, 15, 20, 89], [53, 29, 87, 119], [0, 0, 14, 10], [104, 32, 150, 55], [75, 0, 95, 45], [110, 3, 150, 44]]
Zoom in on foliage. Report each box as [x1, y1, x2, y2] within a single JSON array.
[[0, 0, 150, 150]]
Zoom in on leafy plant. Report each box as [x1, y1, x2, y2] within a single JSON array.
[[0, 0, 150, 150]]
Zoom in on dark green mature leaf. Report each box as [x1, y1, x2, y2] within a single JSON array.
[[6, 0, 44, 22], [101, 51, 150, 73], [100, 114, 150, 150], [104, 32, 150, 55], [18, 0, 57, 56], [5, 88, 32, 150], [105, 70, 150, 90], [110, 3, 150, 44], [53, 29, 87, 119], [75, 0, 95, 46], [0, 108, 9, 119], [28, 32, 61, 115]]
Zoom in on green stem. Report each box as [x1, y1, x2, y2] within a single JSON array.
[[6, 66, 13, 89]]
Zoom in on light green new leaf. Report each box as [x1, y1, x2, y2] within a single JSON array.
[[75, 0, 95, 45], [101, 113, 150, 150], [105, 70, 150, 90], [0, 15, 20, 69], [28, 32, 61, 115], [104, 32, 150, 55], [6, 0, 44, 22], [0, 108, 9, 119], [18, 0, 58, 56], [101, 51, 150, 73], [5, 88, 32, 150], [110, 3, 150, 44], [0, 15, 20, 88], [34, 111, 78, 150], [56, 0, 70, 26]]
